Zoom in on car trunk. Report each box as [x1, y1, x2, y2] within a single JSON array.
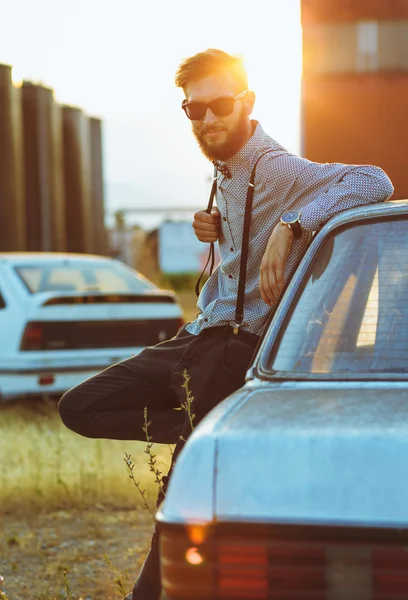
[[214, 384, 408, 527]]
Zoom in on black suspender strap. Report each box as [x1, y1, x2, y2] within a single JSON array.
[[195, 152, 272, 334], [231, 151, 273, 334], [194, 172, 218, 298]]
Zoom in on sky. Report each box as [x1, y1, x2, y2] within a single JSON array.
[[0, 0, 302, 228]]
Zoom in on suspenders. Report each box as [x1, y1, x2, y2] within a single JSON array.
[[195, 152, 273, 335]]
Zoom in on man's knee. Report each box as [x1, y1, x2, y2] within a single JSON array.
[[58, 385, 93, 437]]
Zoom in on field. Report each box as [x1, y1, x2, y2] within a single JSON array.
[[0, 398, 169, 600], [0, 290, 199, 600]]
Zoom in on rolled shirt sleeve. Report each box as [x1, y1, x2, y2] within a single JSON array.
[[297, 162, 394, 233]]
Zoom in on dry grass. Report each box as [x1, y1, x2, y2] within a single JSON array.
[[0, 399, 171, 515]]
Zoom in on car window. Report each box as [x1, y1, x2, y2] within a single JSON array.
[[14, 262, 155, 295], [266, 218, 408, 377]]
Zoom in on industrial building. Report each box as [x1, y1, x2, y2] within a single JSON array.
[[301, 0, 408, 199]]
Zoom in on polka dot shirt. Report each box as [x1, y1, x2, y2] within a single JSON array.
[[186, 121, 394, 337]]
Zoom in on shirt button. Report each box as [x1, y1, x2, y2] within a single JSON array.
[[204, 318, 208, 322], [228, 275, 233, 279], [223, 217, 227, 222], [230, 247, 234, 252]]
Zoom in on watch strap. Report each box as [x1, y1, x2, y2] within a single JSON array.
[[290, 219, 302, 239]]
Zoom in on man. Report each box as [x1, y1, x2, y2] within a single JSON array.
[[58, 49, 394, 599]]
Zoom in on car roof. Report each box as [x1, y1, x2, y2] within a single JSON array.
[[0, 252, 115, 265], [319, 199, 408, 236]]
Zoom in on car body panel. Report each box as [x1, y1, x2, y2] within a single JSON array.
[[215, 383, 408, 526], [157, 382, 408, 528], [157, 390, 250, 525]]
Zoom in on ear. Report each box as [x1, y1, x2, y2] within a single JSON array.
[[243, 90, 256, 116]]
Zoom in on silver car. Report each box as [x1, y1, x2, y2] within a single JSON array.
[[157, 200, 408, 600]]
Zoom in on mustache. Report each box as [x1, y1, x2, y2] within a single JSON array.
[[200, 126, 227, 134]]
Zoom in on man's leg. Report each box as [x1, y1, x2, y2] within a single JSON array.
[[58, 329, 196, 443], [129, 327, 260, 600]]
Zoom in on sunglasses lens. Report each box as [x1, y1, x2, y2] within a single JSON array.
[[184, 103, 206, 120], [210, 97, 235, 117], [182, 97, 236, 120]]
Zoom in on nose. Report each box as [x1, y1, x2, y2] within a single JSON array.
[[202, 107, 218, 125]]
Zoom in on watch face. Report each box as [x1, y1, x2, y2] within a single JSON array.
[[281, 211, 300, 225]]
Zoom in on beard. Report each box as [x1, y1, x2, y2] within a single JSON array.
[[193, 110, 250, 162]]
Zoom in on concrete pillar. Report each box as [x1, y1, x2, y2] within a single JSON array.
[[0, 64, 25, 250], [89, 117, 108, 255], [21, 82, 66, 251], [62, 105, 93, 254]]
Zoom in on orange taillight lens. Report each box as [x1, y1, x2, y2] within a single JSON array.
[[160, 529, 215, 599]]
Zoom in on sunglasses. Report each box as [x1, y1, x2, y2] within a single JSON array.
[[181, 90, 247, 120]]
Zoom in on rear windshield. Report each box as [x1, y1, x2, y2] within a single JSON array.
[[15, 262, 155, 295], [266, 218, 408, 377]]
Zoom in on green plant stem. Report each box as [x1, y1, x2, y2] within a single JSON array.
[[143, 407, 165, 498], [123, 453, 155, 518], [181, 369, 196, 432], [62, 570, 73, 600]]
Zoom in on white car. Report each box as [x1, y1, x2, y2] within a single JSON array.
[[0, 252, 184, 401]]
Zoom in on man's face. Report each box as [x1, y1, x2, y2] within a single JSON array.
[[184, 73, 252, 162]]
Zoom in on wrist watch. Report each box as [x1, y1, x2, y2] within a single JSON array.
[[280, 210, 303, 239]]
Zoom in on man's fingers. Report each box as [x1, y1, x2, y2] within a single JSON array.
[[193, 220, 218, 233], [197, 234, 218, 242], [193, 210, 220, 243], [275, 263, 285, 295], [259, 222, 292, 305], [260, 267, 277, 306], [266, 268, 279, 305], [259, 270, 269, 305], [194, 210, 218, 224]]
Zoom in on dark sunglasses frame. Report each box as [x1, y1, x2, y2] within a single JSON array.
[[181, 90, 247, 121]]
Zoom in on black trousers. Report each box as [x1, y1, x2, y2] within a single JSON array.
[[58, 324, 259, 599]]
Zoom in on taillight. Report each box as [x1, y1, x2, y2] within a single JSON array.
[[161, 525, 408, 600], [20, 322, 44, 351], [373, 546, 408, 598], [218, 542, 269, 599], [218, 540, 327, 599], [161, 528, 216, 599]]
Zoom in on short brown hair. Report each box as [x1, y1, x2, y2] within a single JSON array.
[[175, 49, 248, 92]]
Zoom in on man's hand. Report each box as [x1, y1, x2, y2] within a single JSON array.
[[193, 207, 220, 242], [260, 223, 293, 306]]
